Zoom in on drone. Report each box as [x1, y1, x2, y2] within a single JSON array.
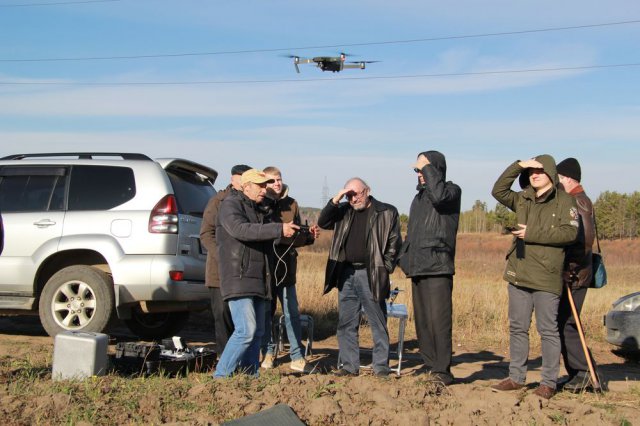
[[287, 52, 379, 73]]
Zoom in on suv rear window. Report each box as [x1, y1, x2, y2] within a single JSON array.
[[0, 166, 67, 212], [68, 165, 136, 210], [165, 168, 215, 217]]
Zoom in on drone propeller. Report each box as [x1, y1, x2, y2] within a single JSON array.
[[280, 54, 302, 73]]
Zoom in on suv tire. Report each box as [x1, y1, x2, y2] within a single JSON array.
[[38, 265, 115, 336], [124, 309, 190, 340]]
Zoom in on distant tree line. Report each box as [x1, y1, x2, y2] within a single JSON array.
[[302, 191, 640, 240], [457, 191, 640, 239]]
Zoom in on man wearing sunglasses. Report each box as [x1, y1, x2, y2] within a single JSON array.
[[398, 151, 461, 386], [318, 177, 402, 377]]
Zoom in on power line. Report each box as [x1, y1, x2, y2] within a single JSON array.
[[1, 62, 638, 86], [1, 19, 639, 62], [0, 0, 121, 7]]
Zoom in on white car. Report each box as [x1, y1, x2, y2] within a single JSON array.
[[604, 291, 640, 354], [0, 152, 217, 339]]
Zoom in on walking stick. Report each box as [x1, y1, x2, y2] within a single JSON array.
[[565, 283, 601, 391]]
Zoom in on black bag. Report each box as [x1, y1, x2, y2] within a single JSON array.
[[591, 212, 607, 288], [112, 340, 216, 376]]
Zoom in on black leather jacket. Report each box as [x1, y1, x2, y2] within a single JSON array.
[[318, 196, 402, 302], [398, 151, 461, 277], [216, 191, 282, 301]]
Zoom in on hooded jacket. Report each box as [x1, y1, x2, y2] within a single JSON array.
[[492, 155, 579, 295], [318, 196, 402, 303], [398, 151, 461, 277], [216, 190, 283, 301]]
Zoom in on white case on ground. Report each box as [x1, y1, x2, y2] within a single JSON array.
[[52, 331, 109, 380]]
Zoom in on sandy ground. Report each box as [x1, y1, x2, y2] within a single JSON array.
[[0, 312, 639, 425]]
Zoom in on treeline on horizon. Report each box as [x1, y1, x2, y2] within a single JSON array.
[[300, 190, 640, 240]]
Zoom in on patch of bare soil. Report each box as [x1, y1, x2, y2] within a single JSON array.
[[0, 313, 638, 425]]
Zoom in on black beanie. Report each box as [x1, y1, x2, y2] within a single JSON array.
[[556, 158, 581, 182], [231, 164, 251, 176]]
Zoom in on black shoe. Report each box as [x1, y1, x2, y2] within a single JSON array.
[[428, 372, 454, 386], [562, 372, 591, 393], [333, 368, 358, 377], [374, 369, 391, 377]]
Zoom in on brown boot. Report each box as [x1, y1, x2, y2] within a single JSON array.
[[491, 378, 524, 392], [533, 384, 555, 399]]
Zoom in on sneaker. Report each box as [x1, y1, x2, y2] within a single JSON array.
[[562, 372, 590, 393], [333, 368, 358, 377], [533, 384, 555, 399], [491, 378, 524, 392], [290, 358, 314, 373], [261, 354, 275, 369]]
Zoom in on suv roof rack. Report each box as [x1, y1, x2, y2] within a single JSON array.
[[1, 152, 152, 161]]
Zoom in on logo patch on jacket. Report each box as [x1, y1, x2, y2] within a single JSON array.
[[569, 207, 579, 227]]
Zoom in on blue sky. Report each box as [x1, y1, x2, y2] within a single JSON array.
[[1, 0, 639, 214]]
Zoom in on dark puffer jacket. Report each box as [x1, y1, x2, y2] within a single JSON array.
[[492, 155, 579, 296], [216, 190, 283, 301], [318, 196, 402, 303], [398, 151, 461, 277]]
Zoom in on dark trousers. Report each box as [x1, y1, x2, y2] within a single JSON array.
[[210, 287, 234, 354], [411, 275, 453, 376], [558, 286, 592, 377]]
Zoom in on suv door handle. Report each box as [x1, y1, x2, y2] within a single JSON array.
[[33, 219, 57, 228]]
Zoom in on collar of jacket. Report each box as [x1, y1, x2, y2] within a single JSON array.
[[522, 185, 556, 203], [238, 191, 260, 209], [568, 184, 585, 196]]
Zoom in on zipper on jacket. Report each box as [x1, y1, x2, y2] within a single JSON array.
[[239, 245, 246, 278]]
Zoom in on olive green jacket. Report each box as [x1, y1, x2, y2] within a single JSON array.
[[492, 156, 579, 296]]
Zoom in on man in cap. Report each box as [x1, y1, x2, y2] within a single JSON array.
[[213, 169, 299, 378], [398, 150, 461, 386], [491, 155, 578, 399], [556, 157, 597, 392], [200, 164, 251, 355], [318, 177, 401, 377]]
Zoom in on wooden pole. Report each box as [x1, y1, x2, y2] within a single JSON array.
[[565, 283, 601, 391]]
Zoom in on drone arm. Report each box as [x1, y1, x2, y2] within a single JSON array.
[[342, 63, 366, 70]]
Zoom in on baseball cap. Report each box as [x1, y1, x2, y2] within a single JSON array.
[[241, 169, 275, 186]]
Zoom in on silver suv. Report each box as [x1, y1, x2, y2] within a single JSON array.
[[0, 152, 217, 339]]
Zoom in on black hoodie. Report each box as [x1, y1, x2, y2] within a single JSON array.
[[398, 150, 462, 277]]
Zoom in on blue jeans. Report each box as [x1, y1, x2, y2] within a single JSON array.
[[214, 296, 266, 378], [262, 285, 305, 361], [337, 266, 390, 375]]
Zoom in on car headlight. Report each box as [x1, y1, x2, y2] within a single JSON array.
[[611, 292, 640, 312]]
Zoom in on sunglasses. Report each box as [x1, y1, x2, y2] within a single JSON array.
[[413, 168, 421, 173]]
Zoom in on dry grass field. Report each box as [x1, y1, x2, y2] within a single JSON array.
[[296, 232, 639, 349], [0, 232, 638, 425]]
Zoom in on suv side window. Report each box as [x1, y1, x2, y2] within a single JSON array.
[[0, 166, 67, 212], [165, 168, 216, 217], [68, 165, 136, 210]]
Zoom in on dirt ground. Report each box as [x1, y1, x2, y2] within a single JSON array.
[[0, 312, 639, 425]]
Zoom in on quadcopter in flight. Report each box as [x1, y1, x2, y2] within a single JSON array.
[[287, 52, 379, 73]]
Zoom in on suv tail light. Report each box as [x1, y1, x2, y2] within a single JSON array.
[[149, 195, 179, 233]]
